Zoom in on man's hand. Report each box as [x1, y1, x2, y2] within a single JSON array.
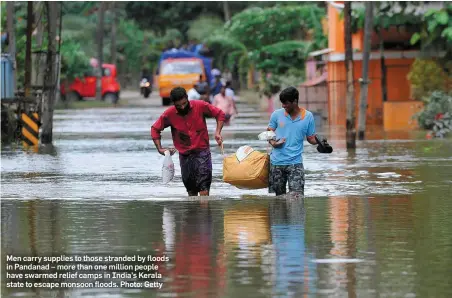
[[158, 148, 177, 156], [314, 135, 333, 154], [269, 138, 286, 148], [215, 133, 223, 146]]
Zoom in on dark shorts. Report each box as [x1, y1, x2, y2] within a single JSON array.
[[268, 163, 305, 196], [179, 149, 212, 193]]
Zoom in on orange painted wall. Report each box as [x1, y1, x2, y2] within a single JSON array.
[[325, 2, 420, 128], [328, 5, 366, 53], [328, 5, 345, 53], [383, 101, 424, 130], [328, 57, 415, 127]]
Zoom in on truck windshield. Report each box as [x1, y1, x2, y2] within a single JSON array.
[[160, 60, 203, 75]]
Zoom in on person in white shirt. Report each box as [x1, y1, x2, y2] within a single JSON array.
[[222, 68, 233, 83], [187, 86, 201, 100], [225, 81, 237, 101]]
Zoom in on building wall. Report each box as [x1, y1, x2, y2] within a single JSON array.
[[328, 4, 365, 54], [327, 57, 415, 127], [328, 4, 345, 53]]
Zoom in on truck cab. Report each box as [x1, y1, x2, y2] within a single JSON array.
[[157, 49, 213, 106], [62, 64, 121, 103]]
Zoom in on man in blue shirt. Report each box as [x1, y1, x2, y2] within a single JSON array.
[[267, 86, 319, 196], [210, 73, 223, 98]]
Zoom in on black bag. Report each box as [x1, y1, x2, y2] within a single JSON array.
[[315, 135, 333, 154]]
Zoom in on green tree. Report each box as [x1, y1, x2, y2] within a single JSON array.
[[187, 15, 224, 42], [410, 5, 452, 73], [204, 5, 326, 88]]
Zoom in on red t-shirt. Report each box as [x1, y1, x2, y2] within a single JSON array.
[[151, 100, 226, 155]]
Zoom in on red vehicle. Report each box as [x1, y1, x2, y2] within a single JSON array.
[[61, 64, 120, 103]]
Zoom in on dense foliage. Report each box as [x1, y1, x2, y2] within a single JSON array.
[[225, 5, 326, 50], [415, 91, 452, 138], [410, 5, 452, 73], [187, 15, 224, 42], [350, 2, 452, 72], [350, 2, 425, 32], [407, 59, 450, 101], [124, 1, 315, 39], [204, 5, 326, 89], [5, 0, 448, 101]]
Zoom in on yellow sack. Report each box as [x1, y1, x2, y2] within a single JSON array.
[[223, 146, 270, 189]]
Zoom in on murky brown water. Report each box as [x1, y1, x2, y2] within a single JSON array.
[[2, 97, 452, 297]]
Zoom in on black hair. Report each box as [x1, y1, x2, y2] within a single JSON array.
[[279, 86, 299, 104], [170, 87, 187, 102]]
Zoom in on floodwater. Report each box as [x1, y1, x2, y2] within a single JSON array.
[[2, 94, 452, 297]]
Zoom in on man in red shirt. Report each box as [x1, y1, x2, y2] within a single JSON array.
[[151, 87, 226, 196]]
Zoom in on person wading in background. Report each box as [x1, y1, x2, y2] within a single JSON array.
[[213, 84, 238, 125], [151, 87, 225, 196]]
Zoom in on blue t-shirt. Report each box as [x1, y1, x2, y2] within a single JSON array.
[[268, 108, 316, 166], [210, 80, 222, 97]]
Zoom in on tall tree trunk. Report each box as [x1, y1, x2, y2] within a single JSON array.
[[110, 3, 117, 65], [41, 2, 58, 145], [223, 1, 231, 22], [6, 2, 17, 93], [96, 3, 105, 101], [25, 1, 33, 97], [378, 28, 388, 103], [344, 2, 356, 149], [357, 2, 373, 140]]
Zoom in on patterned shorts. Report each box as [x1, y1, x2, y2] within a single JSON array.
[[179, 149, 212, 194], [268, 163, 305, 196]]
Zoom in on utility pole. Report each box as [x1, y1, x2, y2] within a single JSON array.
[[40, 1, 58, 144], [6, 2, 17, 93], [96, 2, 105, 101], [344, 2, 356, 149], [357, 2, 374, 140], [25, 1, 33, 97], [34, 2, 46, 90]]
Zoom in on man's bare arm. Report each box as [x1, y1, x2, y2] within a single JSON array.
[[216, 119, 224, 134], [307, 135, 318, 145]]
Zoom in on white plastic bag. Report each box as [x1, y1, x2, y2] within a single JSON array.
[[235, 145, 255, 162], [258, 131, 276, 141], [162, 150, 175, 184]]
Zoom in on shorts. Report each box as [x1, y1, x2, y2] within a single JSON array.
[[179, 149, 212, 193], [268, 163, 305, 196]]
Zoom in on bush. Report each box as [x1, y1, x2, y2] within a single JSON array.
[[407, 59, 449, 101], [416, 91, 452, 130], [430, 112, 452, 138]]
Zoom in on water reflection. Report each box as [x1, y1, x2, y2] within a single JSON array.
[[2, 192, 452, 298], [163, 202, 225, 298], [269, 199, 311, 297]]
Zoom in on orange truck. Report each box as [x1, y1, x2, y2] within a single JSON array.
[[157, 50, 213, 106]]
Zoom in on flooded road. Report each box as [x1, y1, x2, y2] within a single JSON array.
[[2, 92, 452, 297]]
